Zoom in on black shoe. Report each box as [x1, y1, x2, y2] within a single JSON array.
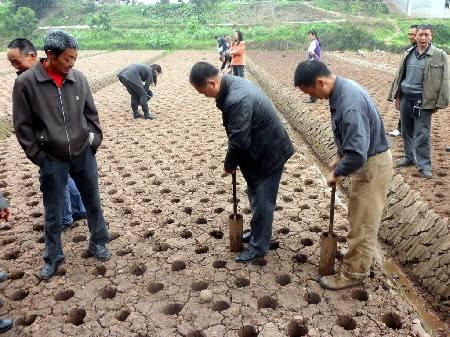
[[242, 230, 251, 244], [88, 243, 112, 261], [235, 249, 262, 263], [72, 212, 87, 222], [0, 319, 13, 333], [39, 258, 64, 280], [144, 114, 157, 120], [133, 113, 144, 119], [446, 147, 450, 152], [0, 272, 7, 283], [396, 158, 415, 168], [419, 169, 432, 179]]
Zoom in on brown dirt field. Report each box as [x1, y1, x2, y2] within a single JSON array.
[[0, 51, 446, 336], [248, 50, 450, 218]]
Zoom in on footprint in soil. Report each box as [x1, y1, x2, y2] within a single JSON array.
[[147, 282, 164, 294], [171, 260, 186, 271], [304, 292, 321, 304], [153, 243, 170, 252], [15, 314, 37, 327], [211, 300, 230, 312], [92, 265, 107, 277], [212, 260, 227, 269], [209, 229, 224, 239], [99, 285, 117, 299], [257, 296, 278, 310], [10, 289, 29, 301], [130, 262, 147, 276], [115, 308, 131, 322], [287, 320, 309, 337], [239, 326, 258, 337], [3, 249, 21, 260], [180, 230, 192, 239], [55, 289, 75, 301], [162, 303, 183, 316], [66, 308, 86, 326], [192, 281, 209, 291]]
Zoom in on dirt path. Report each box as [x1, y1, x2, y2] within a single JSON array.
[[0, 51, 443, 337]]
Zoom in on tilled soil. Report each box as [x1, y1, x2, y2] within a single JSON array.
[[248, 51, 450, 217], [0, 51, 442, 336]]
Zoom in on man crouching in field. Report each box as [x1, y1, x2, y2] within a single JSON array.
[[12, 31, 112, 280], [190, 62, 294, 263]]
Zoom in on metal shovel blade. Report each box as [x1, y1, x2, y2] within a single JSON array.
[[319, 231, 338, 276], [228, 214, 243, 252]]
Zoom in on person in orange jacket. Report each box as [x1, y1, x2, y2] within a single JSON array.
[[229, 30, 246, 78]]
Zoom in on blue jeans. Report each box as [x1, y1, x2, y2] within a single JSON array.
[[247, 167, 284, 255], [62, 176, 86, 226], [39, 147, 109, 264]]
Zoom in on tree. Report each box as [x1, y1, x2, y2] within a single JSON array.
[[12, 0, 55, 18], [10, 6, 38, 38]]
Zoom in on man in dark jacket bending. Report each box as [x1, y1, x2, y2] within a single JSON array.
[[190, 62, 294, 262], [118, 63, 161, 120], [12, 31, 111, 280]]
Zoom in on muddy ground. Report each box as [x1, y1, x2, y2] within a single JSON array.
[[248, 51, 450, 218], [0, 51, 446, 337]]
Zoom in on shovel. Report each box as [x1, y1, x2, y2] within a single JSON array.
[[319, 185, 338, 276], [228, 172, 243, 252]]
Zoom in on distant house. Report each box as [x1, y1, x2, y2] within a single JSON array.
[[386, 0, 450, 18]]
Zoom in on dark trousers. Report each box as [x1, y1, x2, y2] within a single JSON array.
[[232, 65, 245, 78], [118, 77, 150, 117], [247, 167, 284, 255], [400, 97, 432, 171], [39, 147, 109, 263]]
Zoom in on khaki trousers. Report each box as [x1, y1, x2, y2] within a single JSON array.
[[342, 150, 393, 279]]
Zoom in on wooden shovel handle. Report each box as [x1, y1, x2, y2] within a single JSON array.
[[232, 172, 237, 216], [329, 186, 336, 234]]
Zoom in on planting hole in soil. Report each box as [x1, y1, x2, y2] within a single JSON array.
[[251, 257, 267, 266], [238, 325, 258, 337], [287, 320, 308, 337], [304, 292, 321, 304], [100, 286, 117, 299], [337, 315, 357, 330], [235, 277, 250, 288], [171, 260, 187, 271], [301, 238, 314, 246], [269, 241, 280, 250], [162, 303, 183, 315], [195, 246, 209, 254], [212, 260, 227, 269], [55, 289, 75, 301], [209, 229, 224, 239], [130, 262, 147, 276], [351, 289, 369, 301], [277, 227, 290, 235], [257, 296, 278, 310], [10, 289, 29, 301], [382, 312, 402, 330], [147, 282, 164, 294], [211, 300, 230, 312], [92, 265, 107, 277], [115, 308, 131, 322], [66, 308, 86, 326], [276, 274, 291, 286], [186, 330, 207, 337], [292, 254, 308, 264], [16, 314, 37, 327]]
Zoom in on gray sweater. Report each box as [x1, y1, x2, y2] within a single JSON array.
[[330, 77, 389, 176]]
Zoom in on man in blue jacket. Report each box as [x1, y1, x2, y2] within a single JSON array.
[[295, 60, 393, 289], [190, 62, 294, 262]]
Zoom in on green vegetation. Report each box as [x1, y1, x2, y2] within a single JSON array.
[[311, 0, 389, 17], [1, 0, 450, 53]]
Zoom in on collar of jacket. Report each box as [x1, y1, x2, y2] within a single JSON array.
[[215, 74, 230, 109], [33, 58, 77, 84], [405, 43, 435, 57], [329, 76, 343, 110]]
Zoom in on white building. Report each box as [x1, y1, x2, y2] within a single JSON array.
[[386, 0, 450, 18]]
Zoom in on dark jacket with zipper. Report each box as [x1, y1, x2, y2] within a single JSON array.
[[13, 59, 102, 166], [216, 74, 294, 186]]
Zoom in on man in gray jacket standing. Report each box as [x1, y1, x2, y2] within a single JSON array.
[[295, 60, 393, 289], [388, 24, 449, 179], [12, 31, 111, 280], [190, 62, 294, 262], [118, 63, 161, 120]]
